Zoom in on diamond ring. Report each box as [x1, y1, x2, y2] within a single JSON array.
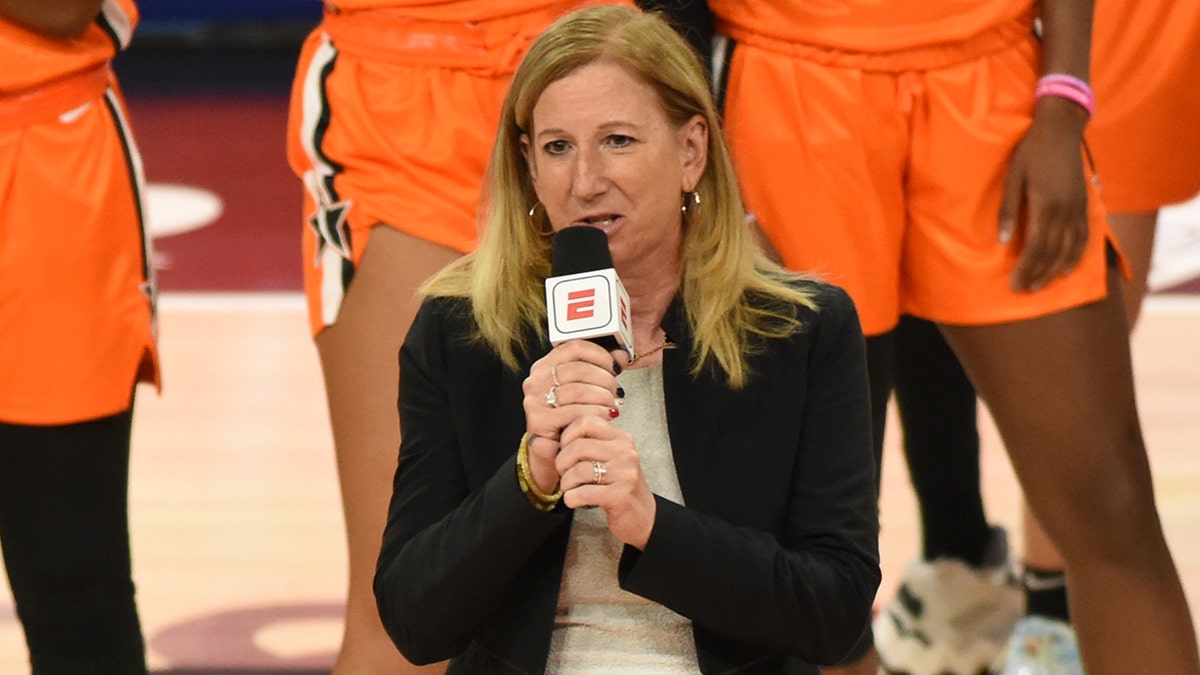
[[591, 460, 607, 485]]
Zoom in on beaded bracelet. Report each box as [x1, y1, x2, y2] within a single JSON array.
[[516, 432, 562, 512], [1035, 73, 1094, 117]]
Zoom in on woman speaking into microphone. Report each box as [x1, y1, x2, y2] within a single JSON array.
[[374, 5, 880, 673]]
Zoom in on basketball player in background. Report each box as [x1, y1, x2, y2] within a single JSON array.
[[0, 1, 158, 672]]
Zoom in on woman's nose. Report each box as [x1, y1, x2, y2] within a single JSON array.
[[571, 149, 607, 199]]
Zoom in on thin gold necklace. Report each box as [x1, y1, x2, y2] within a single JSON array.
[[629, 338, 676, 364]]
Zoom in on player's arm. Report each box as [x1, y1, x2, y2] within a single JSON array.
[[1039, 0, 1092, 87], [999, 0, 1095, 291], [0, 0, 107, 41]]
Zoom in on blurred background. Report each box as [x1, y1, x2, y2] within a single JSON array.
[[120, 0, 319, 293]]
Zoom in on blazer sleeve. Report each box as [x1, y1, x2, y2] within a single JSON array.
[[373, 299, 568, 665], [618, 286, 880, 665]]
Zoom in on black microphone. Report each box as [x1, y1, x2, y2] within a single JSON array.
[[545, 226, 635, 359]]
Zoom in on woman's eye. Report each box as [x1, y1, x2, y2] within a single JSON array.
[[607, 134, 635, 148], [543, 140, 569, 155]]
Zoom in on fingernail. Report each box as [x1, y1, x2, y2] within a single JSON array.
[[616, 385, 625, 398], [612, 360, 622, 374], [608, 407, 620, 419]]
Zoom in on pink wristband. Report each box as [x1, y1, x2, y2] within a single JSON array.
[[1035, 74, 1094, 117]]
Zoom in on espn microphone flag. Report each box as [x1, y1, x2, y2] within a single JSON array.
[[545, 226, 635, 360]]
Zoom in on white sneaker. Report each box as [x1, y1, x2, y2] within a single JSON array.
[[874, 529, 1023, 675], [1149, 192, 1200, 291], [992, 616, 1082, 675]]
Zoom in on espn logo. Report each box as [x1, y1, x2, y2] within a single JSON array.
[[545, 268, 633, 355], [548, 274, 613, 334], [566, 289, 596, 320]]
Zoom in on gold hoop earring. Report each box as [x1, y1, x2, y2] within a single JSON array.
[[528, 201, 553, 237]]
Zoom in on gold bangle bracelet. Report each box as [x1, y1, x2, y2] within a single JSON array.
[[516, 432, 562, 511]]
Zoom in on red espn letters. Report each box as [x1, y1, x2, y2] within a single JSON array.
[[566, 289, 596, 320]]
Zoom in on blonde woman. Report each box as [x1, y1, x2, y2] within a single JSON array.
[[375, 6, 880, 672]]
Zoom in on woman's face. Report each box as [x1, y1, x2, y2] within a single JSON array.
[[522, 58, 706, 274]]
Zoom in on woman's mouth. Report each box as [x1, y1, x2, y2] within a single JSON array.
[[577, 214, 619, 230]]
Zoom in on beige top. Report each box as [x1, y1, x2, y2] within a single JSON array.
[[545, 364, 701, 674]]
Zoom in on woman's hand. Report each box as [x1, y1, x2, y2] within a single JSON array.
[[555, 415, 657, 549], [998, 95, 1091, 292], [522, 340, 623, 496]]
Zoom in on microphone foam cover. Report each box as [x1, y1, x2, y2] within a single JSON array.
[[550, 225, 613, 276]]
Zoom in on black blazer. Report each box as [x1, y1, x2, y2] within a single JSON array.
[[375, 280, 880, 674]]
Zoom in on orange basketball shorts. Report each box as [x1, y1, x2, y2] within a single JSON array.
[[0, 76, 159, 425], [287, 3, 624, 336], [721, 20, 1113, 336]]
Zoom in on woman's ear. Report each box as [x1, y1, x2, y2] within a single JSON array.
[[678, 114, 708, 191], [521, 133, 539, 185]]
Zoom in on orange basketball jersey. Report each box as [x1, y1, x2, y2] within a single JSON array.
[[0, 0, 137, 95], [709, 0, 1031, 53], [325, 0, 582, 21], [1087, 0, 1200, 211]]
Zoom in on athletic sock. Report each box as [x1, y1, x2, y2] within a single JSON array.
[[1023, 566, 1070, 622]]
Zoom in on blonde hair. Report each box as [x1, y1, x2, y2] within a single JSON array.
[[422, 5, 816, 388]]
